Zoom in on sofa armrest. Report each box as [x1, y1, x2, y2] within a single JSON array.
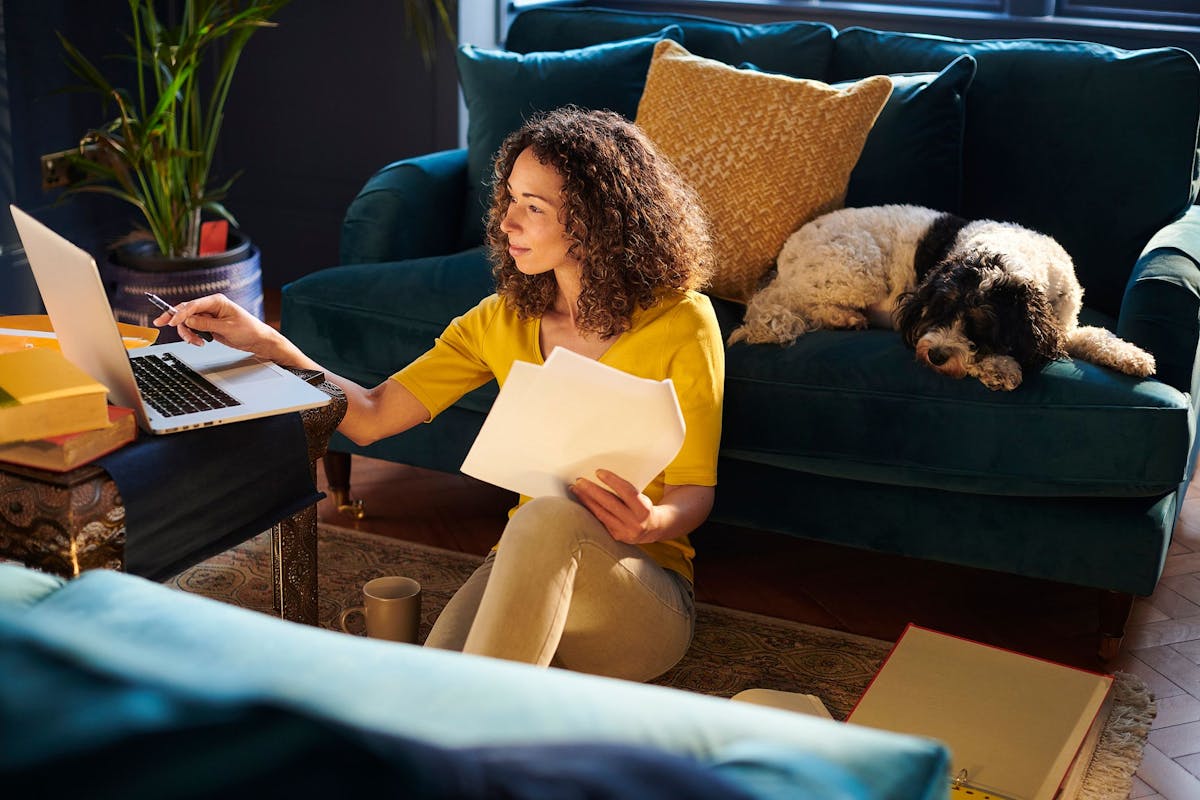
[[1117, 205, 1200, 397], [339, 148, 468, 265]]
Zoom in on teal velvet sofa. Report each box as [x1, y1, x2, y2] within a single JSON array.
[[280, 6, 1200, 653], [0, 563, 949, 798]]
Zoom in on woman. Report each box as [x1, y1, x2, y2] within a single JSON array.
[[155, 107, 724, 682]]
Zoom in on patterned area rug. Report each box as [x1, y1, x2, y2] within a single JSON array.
[[167, 523, 1154, 800]]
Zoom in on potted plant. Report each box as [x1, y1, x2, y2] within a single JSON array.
[[56, 0, 453, 340], [56, 0, 293, 338]]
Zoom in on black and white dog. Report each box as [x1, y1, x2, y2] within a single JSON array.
[[728, 204, 1155, 390]]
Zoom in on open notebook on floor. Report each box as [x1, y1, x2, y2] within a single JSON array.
[[847, 624, 1112, 800], [11, 205, 329, 434]]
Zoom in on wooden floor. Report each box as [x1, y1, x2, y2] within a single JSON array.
[[316, 455, 1200, 799]]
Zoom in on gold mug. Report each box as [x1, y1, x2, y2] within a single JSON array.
[[338, 576, 421, 644]]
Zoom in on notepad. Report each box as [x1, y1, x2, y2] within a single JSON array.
[[460, 347, 686, 499], [847, 625, 1112, 800]]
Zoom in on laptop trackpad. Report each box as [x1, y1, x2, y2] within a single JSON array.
[[206, 359, 286, 391]]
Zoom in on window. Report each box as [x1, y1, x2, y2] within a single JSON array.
[[1058, 1, 1200, 26], [847, 0, 1003, 9]]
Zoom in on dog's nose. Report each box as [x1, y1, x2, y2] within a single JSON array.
[[928, 347, 950, 366]]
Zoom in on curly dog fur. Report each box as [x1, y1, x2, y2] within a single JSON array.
[[729, 204, 1156, 390]]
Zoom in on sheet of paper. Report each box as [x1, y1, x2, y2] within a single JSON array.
[[460, 347, 686, 498]]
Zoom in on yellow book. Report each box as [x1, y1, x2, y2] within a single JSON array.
[[847, 625, 1112, 800], [0, 349, 110, 444]]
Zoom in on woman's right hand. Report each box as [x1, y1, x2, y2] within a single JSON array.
[[152, 293, 280, 359]]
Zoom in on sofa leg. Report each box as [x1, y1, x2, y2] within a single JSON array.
[[324, 451, 364, 520], [1097, 590, 1134, 661]]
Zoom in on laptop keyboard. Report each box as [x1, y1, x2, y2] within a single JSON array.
[[130, 352, 241, 417]]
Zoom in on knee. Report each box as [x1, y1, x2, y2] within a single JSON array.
[[502, 496, 602, 551]]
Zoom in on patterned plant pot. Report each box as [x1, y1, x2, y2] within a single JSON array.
[[102, 232, 264, 344]]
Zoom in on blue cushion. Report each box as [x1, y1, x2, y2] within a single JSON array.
[[0, 563, 64, 609], [5, 569, 951, 799], [0, 608, 769, 799], [505, 6, 834, 79], [455, 28, 682, 248], [844, 55, 976, 212], [831, 27, 1200, 317]]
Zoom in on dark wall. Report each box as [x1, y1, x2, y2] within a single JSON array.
[[217, 2, 460, 289], [1, 0, 134, 314], [0, 1, 459, 315]]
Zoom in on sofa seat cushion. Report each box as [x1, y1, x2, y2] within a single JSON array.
[[717, 303, 1191, 497], [504, 6, 834, 80], [282, 248, 498, 412], [831, 28, 1200, 318]]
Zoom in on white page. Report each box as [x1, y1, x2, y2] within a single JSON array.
[[461, 348, 686, 498]]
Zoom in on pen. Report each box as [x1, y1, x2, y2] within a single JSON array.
[[145, 292, 214, 341]]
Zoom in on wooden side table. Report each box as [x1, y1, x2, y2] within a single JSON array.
[[0, 380, 346, 625]]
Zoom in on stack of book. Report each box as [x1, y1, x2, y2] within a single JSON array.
[[848, 624, 1114, 800], [0, 349, 136, 471]]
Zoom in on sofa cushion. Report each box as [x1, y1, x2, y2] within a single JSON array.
[[505, 6, 834, 80], [716, 298, 1191, 497], [6, 569, 951, 799], [2, 606, 836, 799], [636, 40, 892, 303], [844, 56, 976, 213], [831, 28, 1200, 317], [744, 55, 977, 214], [455, 28, 682, 248], [0, 563, 64, 609]]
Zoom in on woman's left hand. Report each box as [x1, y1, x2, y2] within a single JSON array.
[[569, 469, 660, 544]]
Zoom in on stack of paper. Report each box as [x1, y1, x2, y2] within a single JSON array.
[[461, 347, 686, 498]]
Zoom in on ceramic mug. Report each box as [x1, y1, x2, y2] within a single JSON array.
[[338, 576, 422, 644]]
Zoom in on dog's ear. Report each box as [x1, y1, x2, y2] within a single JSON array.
[[894, 258, 979, 348], [893, 289, 924, 348], [987, 275, 1067, 369]]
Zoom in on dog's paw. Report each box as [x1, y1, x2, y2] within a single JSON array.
[[808, 305, 868, 330], [1128, 351, 1157, 378], [729, 303, 812, 346], [1066, 326, 1157, 378], [974, 356, 1022, 391]]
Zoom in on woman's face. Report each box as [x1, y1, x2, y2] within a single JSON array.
[[499, 148, 578, 277]]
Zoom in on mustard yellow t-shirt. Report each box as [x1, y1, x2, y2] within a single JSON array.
[[392, 289, 724, 582]]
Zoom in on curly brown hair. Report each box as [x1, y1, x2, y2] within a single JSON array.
[[487, 107, 713, 338]]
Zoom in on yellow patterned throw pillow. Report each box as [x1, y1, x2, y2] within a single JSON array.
[[636, 40, 893, 303]]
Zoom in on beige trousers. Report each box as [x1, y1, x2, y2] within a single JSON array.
[[424, 496, 696, 681]]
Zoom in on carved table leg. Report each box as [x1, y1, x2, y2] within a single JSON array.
[[1098, 590, 1135, 661], [324, 450, 364, 520], [270, 379, 346, 625], [272, 503, 318, 625]]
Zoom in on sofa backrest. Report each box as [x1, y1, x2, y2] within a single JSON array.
[[501, 8, 1200, 318], [830, 28, 1200, 317], [505, 7, 835, 80]]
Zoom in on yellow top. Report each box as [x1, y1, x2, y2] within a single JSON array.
[[392, 289, 725, 582]]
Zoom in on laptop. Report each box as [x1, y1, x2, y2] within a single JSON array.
[[10, 205, 330, 434]]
